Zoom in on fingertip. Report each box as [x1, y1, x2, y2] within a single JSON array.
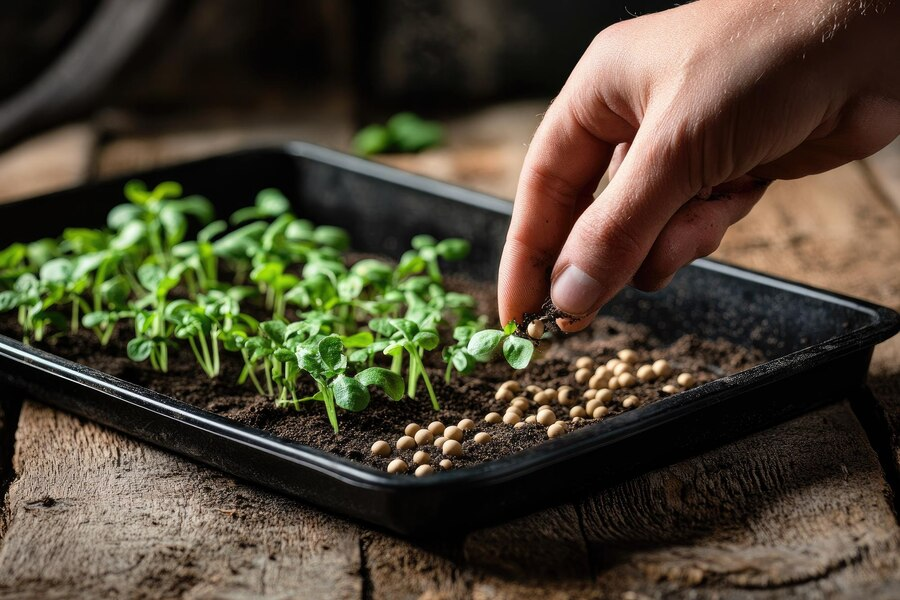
[[555, 309, 599, 334]]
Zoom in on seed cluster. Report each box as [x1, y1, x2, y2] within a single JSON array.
[[372, 349, 700, 475], [372, 418, 496, 475], [479, 350, 698, 441]]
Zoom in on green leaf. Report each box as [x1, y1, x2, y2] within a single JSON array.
[[435, 238, 470, 260], [39, 258, 73, 284], [312, 226, 350, 251], [0, 243, 26, 269], [340, 331, 374, 349], [110, 221, 147, 251], [451, 349, 475, 373], [413, 330, 439, 351], [107, 204, 143, 230], [466, 329, 505, 362], [257, 188, 291, 215], [332, 375, 371, 412], [126, 338, 154, 362], [26, 239, 59, 267], [123, 180, 151, 205], [352, 124, 391, 156], [317, 336, 347, 371], [355, 367, 404, 401], [502, 335, 534, 370], [260, 320, 287, 344], [0, 291, 17, 312], [81, 311, 109, 328], [388, 318, 418, 340], [137, 264, 164, 292], [503, 320, 519, 336], [411, 234, 437, 250], [386, 112, 443, 152]]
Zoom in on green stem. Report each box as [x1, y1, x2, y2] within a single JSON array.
[[409, 350, 439, 410]]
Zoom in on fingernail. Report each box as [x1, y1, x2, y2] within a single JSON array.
[[551, 265, 602, 316]]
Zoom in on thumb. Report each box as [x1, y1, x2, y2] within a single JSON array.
[[549, 120, 697, 328]]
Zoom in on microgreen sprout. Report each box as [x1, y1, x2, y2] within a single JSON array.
[[467, 320, 536, 370], [0, 180, 537, 433]]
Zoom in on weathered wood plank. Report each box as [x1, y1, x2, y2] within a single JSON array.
[[0, 402, 364, 600], [575, 402, 900, 597], [0, 124, 95, 204]]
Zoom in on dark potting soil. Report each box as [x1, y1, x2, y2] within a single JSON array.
[[0, 281, 764, 473]]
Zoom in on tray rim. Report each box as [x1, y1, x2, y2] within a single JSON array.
[[0, 141, 897, 493]]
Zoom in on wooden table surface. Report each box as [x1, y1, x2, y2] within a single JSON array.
[[0, 101, 898, 599]]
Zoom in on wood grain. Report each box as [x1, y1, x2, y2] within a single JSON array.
[[0, 402, 364, 600]]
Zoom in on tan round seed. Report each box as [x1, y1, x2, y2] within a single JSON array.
[[415, 464, 434, 477], [585, 398, 603, 414], [396, 436, 416, 450], [525, 415, 537, 424], [594, 366, 610, 379], [495, 388, 514, 402], [618, 373, 637, 388], [371, 440, 391, 457], [427, 421, 445, 436], [622, 395, 640, 409], [525, 384, 543, 395], [413, 450, 431, 465], [569, 405, 587, 419], [652, 359, 673, 378], [537, 410, 557, 426], [575, 368, 592, 384], [514, 421, 526, 429], [592, 406, 609, 419], [505, 406, 523, 418], [608, 376, 620, 390], [442, 439, 462, 456], [596, 389, 614, 404], [558, 387, 575, 406], [613, 362, 632, 376], [583, 388, 597, 400], [606, 358, 621, 369], [503, 412, 521, 425], [439, 459, 453, 470], [547, 423, 565, 438], [474, 432, 492, 444], [500, 380, 522, 393], [575, 356, 594, 370], [533, 391, 552, 405], [512, 397, 530, 411], [537, 404, 554, 413], [636, 364, 656, 382], [618, 349, 638, 364], [543, 388, 558, 402], [484, 412, 502, 424], [404, 423, 420, 436], [387, 459, 408, 474], [572, 416, 583, 424], [457, 418, 475, 431], [677, 373, 696, 388], [414, 429, 434, 446], [662, 384, 679, 394], [589, 373, 610, 390], [434, 436, 447, 448], [527, 320, 545, 339], [443, 425, 463, 442]]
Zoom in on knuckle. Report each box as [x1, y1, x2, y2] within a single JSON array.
[[521, 165, 584, 212]]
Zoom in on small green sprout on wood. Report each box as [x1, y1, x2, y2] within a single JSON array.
[[352, 112, 444, 156]]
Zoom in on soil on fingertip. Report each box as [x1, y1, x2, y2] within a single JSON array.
[[0, 277, 764, 473]]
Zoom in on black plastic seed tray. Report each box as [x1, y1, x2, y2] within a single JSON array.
[[0, 143, 897, 536]]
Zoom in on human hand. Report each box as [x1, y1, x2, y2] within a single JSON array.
[[499, 0, 900, 332]]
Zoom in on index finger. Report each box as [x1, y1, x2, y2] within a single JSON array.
[[498, 98, 614, 326]]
